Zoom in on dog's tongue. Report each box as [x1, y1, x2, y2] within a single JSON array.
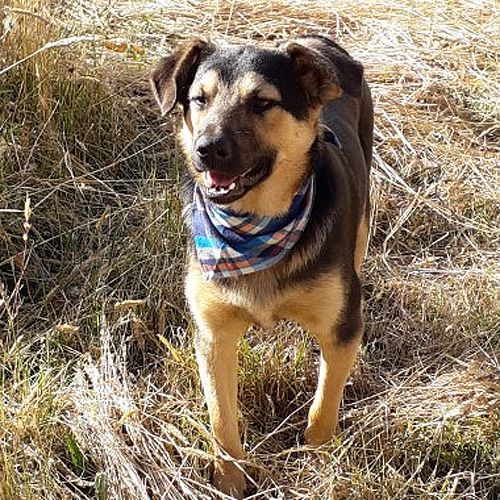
[[205, 171, 238, 188]]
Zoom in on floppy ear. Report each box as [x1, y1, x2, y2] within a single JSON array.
[[150, 39, 213, 115], [282, 37, 364, 104]]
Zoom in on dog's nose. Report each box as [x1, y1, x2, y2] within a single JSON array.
[[195, 135, 232, 165]]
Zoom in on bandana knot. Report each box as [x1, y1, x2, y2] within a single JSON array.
[[192, 174, 316, 280]]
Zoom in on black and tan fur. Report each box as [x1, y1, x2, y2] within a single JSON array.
[[150, 35, 373, 498]]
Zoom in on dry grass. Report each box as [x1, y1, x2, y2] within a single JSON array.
[[1, 0, 499, 498]]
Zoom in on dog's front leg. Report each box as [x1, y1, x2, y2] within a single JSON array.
[[195, 322, 248, 497], [186, 270, 250, 498], [304, 332, 361, 445], [301, 274, 363, 446]]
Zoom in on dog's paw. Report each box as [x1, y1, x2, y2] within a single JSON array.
[[304, 422, 340, 446], [213, 459, 246, 499]]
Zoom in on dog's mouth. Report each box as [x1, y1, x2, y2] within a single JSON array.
[[201, 160, 272, 204]]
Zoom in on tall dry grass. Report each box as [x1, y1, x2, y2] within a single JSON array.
[[1, 1, 499, 499]]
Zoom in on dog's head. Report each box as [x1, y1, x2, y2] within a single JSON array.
[[150, 36, 363, 216]]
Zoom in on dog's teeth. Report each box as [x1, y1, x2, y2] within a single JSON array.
[[203, 172, 212, 188], [229, 182, 236, 190], [208, 185, 231, 196]]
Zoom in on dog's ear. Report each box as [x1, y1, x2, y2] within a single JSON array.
[[150, 39, 213, 115], [282, 37, 363, 104]]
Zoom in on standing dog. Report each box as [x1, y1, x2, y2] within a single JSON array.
[[150, 35, 373, 498]]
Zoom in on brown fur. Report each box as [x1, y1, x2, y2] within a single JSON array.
[[237, 71, 282, 101]]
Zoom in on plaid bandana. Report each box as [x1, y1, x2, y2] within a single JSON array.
[[192, 173, 316, 280]]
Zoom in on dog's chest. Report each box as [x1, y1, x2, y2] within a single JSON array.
[[221, 269, 344, 334], [223, 274, 282, 329]]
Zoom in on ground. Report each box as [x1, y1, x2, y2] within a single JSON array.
[[0, 1, 499, 499]]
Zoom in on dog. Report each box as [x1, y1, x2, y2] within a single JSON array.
[[150, 35, 373, 498]]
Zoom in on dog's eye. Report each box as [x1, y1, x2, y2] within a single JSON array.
[[253, 98, 277, 114], [192, 95, 207, 107]]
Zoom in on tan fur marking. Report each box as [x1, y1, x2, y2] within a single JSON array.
[[180, 116, 207, 187], [279, 272, 360, 446], [305, 334, 361, 445], [230, 106, 321, 217], [275, 269, 345, 332], [179, 120, 192, 161], [237, 72, 281, 101], [354, 214, 369, 275], [185, 262, 250, 496], [319, 83, 342, 102], [189, 69, 220, 100], [271, 269, 359, 446]]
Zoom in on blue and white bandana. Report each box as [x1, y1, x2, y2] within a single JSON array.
[[192, 174, 316, 280]]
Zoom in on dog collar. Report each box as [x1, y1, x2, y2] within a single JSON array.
[[192, 173, 316, 280]]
